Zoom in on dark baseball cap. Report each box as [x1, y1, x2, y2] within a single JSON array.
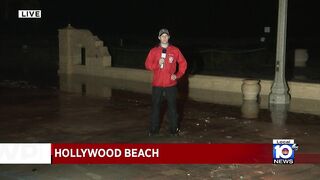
[[158, 28, 170, 37]]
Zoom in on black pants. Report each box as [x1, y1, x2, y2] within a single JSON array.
[[150, 86, 178, 134]]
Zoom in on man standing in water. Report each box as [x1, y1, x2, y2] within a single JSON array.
[[145, 28, 187, 136]]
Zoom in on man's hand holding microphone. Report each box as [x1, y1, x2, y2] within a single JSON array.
[[159, 48, 166, 69], [159, 57, 165, 69], [159, 48, 176, 80]]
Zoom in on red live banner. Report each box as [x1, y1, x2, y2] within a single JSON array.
[[51, 144, 272, 164]]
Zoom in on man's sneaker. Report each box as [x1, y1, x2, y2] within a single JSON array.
[[169, 132, 179, 137], [148, 131, 160, 137], [169, 128, 180, 136]]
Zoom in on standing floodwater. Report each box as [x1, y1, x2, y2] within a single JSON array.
[[1, 77, 320, 179]]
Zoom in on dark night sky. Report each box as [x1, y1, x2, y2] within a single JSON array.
[[40, 0, 278, 37], [1, 0, 320, 38]]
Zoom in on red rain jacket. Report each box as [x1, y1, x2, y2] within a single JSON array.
[[145, 45, 187, 87]]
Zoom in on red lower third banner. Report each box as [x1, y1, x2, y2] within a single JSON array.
[[52, 144, 272, 164], [1, 143, 319, 164]]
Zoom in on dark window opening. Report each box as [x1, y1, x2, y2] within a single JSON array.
[[81, 47, 86, 65], [81, 83, 86, 96]]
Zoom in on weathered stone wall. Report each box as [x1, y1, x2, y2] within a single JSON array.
[[58, 26, 320, 101], [58, 24, 111, 76]]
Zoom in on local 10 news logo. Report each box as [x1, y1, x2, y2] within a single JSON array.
[[273, 139, 299, 164]]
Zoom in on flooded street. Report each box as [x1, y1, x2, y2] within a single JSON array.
[[1, 79, 320, 179], [2, 0, 320, 179]]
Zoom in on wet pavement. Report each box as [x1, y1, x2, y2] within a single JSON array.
[[1, 80, 320, 179]]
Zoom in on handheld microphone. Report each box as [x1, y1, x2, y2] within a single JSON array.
[[160, 48, 167, 69]]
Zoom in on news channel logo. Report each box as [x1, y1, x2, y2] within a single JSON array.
[[273, 139, 299, 164], [18, 10, 41, 18]]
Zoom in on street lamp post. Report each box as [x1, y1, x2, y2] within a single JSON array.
[[269, 0, 290, 104]]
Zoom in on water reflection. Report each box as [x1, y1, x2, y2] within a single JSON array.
[[59, 74, 150, 98], [60, 75, 112, 98], [269, 104, 289, 126], [241, 100, 259, 119], [59, 74, 320, 116]]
